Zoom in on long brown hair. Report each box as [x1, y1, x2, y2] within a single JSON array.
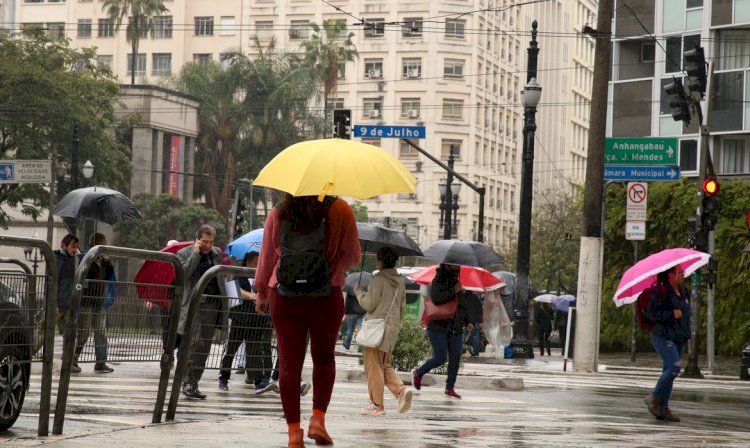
[[277, 194, 333, 233]]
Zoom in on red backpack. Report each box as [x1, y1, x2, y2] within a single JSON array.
[[636, 283, 667, 331]]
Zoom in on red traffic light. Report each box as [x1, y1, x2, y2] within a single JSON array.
[[702, 177, 719, 196]]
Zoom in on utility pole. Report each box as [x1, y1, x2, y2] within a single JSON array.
[[573, 0, 614, 373]]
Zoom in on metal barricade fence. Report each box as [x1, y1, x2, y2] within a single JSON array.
[[167, 264, 277, 421], [53, 245, 185, 435], [0, 236, 57, 437]]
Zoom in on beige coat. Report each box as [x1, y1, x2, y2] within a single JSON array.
[[355, 268, 405, 353]]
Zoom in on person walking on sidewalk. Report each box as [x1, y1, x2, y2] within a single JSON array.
[[412, 264, 476, 400], [255, 194, 360, 448], [72, 233, 115, 374], [54, 234, 79, 336], [342, 291, 366, 350], [354, 247, 413, 416], [644, 265, 690, 422], [177, 225, 228, 400], [535, 301, 553, 356]]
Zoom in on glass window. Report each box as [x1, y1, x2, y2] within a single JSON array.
[[96, 55, 113, 68], [364, 19, 385, 38], [722, 139, 747, 173], [441, 139, 462, 159], [77, 19, 92, 38], [665, 38, 681, 73], [255, 21, 273, 39], [46, 22, 65, 39], [325, 98, 345, 111], [289, 20, 309, 39], [193, 53, 212, 65], [442, 99, 464, 120], [402, 18, 423, 36], [220, 16, 235, 36], [444, 59, 464, 78], [686, 0, 702, 7], [662, 0, 684, 33], [718, 30, 750, 70], [129, 16, 148, 38], [337, 63, 346, 79], [679, 139, 697, 171], [399, 139, 419, 157], [152, 53, 171, 75], [711, 72, 743, 132], [445, 20, 465, 38], [364, 59, 383, 78], [400, 98, 421, 118], [127, 53, 146, 75], [195, 16, 214, 36], [402, 58, 422, 78], [98, 18, 114, 37], [737, 0, 750, 23], [153, 16, 172, 38], [363, 98, 383, 119]]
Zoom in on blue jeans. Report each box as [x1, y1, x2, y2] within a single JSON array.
[[651, 333, 683, 408], [469, 326, 481, 356], [416, 327, 463, 389], [342, 314, 362, 349]]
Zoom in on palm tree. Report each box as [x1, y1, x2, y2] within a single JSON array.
[[102, 0, 168, 85], [300, 19, 358, 123]]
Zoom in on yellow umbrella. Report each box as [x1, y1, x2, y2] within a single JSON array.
[[253, 138, 417, 200]]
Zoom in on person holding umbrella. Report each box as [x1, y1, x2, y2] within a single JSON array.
[[254, 194, 360, 447], [644, 265, 690, 422]]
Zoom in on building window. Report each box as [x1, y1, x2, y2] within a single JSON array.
[[152, 53, 171, 76], [363, 98, 383, 119], [219, 53, 234, 69], [406, 218, 419, 239], [153, 16, 173, 38], [445, 20, 465, 39], [364, 19, 385, 38], [400, 98, 421, 118], [441, 139, 462, 159], [402, 18, 423, 37], [444, 59, 464, 78], [47, 22, 65, 39], [77, 19, 92, 38], [129, 16, 148, 38], [399, 139, 419, 157], [126, 53, 146, 75], [194, 53, 212, 65], [337, 63, 346, 79], [722, 139, 747, 174], [255, 21, 274, 39], [442, 99, 464, 120], [680, 139, 698, 171], [96, 55, 113, 68], [220, 16, 235, 36], [289, 20, 309, 39], [364, 59, 383, 78], [325, 98, 345, 111], [402, 58, 422, 78], [360, 138, 381, 147], [195, 16, 214, 36], [98, 18, 115, 37]]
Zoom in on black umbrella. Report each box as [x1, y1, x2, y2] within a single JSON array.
[[343, 271, 373, 295], [53, 187, 142, 225], [356, 222, 423, 257], [422, 239, 503, 268]]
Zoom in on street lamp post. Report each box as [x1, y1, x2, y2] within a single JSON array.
[[510, 21, 541, 359], [442, 145, 457, 240], [81, 160, 94, 249], [23, 231, 43, 276], [450, 179, 461, 235]]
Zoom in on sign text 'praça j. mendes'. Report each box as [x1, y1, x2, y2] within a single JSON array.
[[0, 159, 52, 184], [353, 125, 426, 139], [604, 137, 678, 165]]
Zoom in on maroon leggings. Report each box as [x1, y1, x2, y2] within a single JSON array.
[[269, 286, 344, 424]]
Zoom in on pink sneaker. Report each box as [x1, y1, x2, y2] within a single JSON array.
[[361, 402, 385, 415], [412, 369, 422, 391], [444, 388, 462, 399], [398, 387, 413, 413]]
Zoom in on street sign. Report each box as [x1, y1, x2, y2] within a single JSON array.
[[605, 137, 678, 165], [0, 160, 52, 184], [603, 165, 680, 181], [626, 182, 648, 221], [626, 221, 646, 240], [354, 125, 426, 139]]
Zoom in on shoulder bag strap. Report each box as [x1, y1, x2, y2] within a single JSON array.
[[383, 285, 403, 321]]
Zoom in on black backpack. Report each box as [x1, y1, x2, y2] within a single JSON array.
[[276, 198, 335, 298]]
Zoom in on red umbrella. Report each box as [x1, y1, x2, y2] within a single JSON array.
[[408, 265, 505, 293], [134, 241, 233, 308]]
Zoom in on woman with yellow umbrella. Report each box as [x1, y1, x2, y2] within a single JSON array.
[[253, 138, 416, 447]]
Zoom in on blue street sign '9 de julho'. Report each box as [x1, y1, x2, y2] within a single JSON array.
[[604, 165, 681, 181], [353, 125, 426, 139]]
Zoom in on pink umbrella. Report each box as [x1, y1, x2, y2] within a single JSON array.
[[408, 265, 504, 292], [613, 248, 710, 307]]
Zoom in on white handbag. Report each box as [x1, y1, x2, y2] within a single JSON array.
[[356, 286, 401, 348]]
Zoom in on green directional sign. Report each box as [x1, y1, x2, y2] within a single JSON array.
[[604, 137, 678, 165]]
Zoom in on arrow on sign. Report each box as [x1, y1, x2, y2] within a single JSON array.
[[667, 145, 675, 159]]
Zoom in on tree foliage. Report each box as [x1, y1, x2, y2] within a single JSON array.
[[599, 179, 750, 355], [114, 193, 228, 250], [0, 30, 132, 228], [349, 200, 369, 222]]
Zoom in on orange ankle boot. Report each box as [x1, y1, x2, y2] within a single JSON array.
[[288, 428, 305, 447], [307, 415, 333, 446]]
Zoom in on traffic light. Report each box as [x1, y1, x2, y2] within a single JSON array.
[[234, 199, 246, 236], [701, 176, 720, 231], [687, 216, 707, 252], [684, 44, 707, 97], [333, 108, 352, 139], [664, 77, 691, 125], [705, 257, 717, 286]]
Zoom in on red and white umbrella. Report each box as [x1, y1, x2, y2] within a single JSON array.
[[613, 248, 710, 307], [408, 265, 504, 292]]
